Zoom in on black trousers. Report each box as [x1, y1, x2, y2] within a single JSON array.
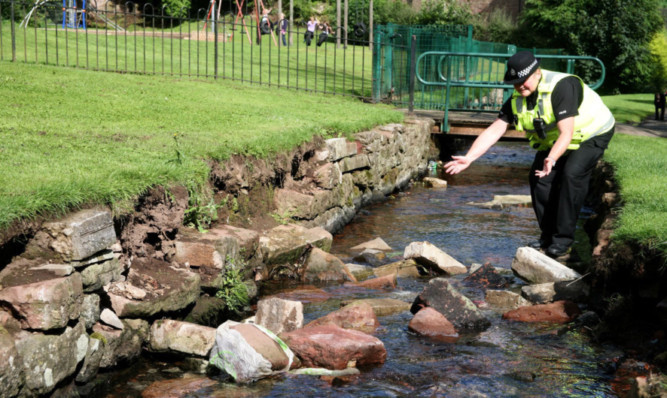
[[528, 128, 615, 247]]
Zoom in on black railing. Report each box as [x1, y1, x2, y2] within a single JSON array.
[[0, 0, 376, 99]]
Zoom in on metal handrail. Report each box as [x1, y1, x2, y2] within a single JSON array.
[[415, 51, 606, 132]]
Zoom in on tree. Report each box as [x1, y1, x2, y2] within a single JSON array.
[[517, 0, 663, 93]]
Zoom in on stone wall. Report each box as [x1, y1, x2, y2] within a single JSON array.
[[0, 116, 435, 397]]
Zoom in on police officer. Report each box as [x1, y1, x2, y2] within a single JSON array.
[[445, 51, 615, 258]]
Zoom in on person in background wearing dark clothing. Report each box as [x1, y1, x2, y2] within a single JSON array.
[[279, 13, 288, 46], [655, 90, 666, 121], [317, 21, 332, 47], [445, 51, 615, 259]]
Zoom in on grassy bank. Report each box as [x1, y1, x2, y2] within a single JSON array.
[[0, 61, 402, 230], [601, 94, 667, 256]]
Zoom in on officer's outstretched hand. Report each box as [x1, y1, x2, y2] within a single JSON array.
[[444, 156, 471, 175], [535, 157, 554, 178]]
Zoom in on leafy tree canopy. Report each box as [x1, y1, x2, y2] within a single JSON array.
[[517, 0, 664, 93]]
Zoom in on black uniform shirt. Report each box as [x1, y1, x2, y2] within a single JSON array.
[[498, 75, 583, 125]]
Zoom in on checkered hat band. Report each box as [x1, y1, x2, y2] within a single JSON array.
[[517, 60, 538, 78]]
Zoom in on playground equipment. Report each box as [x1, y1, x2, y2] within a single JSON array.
[[62, 0, 86, 29]]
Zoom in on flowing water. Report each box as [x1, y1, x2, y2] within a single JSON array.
[[99, 141, 627, 397]]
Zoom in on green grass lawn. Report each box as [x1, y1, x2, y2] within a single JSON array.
[[1, 16, 373, 96], [0, 61, 402, 230], [601, 93, 667, 256]]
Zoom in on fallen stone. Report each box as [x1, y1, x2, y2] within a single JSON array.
[[403, 241, 467, 275], [502, 300, 581, 324], [409, 307, 459, 342], [463, 262, 509, 289], [209, 321, 293, 383], [0, 272, 83, 331], [36, 209, 117, 261], [522, 280, 590, 304], [511, 247, 581, 283], [355, 273, 397, 290], [423, 177, 448, 188], [468, 194, 532, 209], [148, 319, 216, 357], [267, 285, 331, 304], [100, 308, 124, 330], [373, 259, 423, 278], [280, 324, 386, 370], [410, 278, 490, 331], [350, 237, 392, 252], [345, 263, 374, 281], [255, 297, 304, 335], [303, 248, 356, 283], [305, 302, 379, 333], [104, 258, 200, 318], [142, 375, 218, 398], [485, 290, 531, 311], [352, 248, 387, 266], [14, 321, 87, 396], [259, 224, 332, 266], [340, 298, 411, 317]]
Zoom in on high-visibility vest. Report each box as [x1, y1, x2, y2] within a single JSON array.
[[510, 70, 615, 151]]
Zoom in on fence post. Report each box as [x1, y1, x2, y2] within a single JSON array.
[[10, 0, 16, 62], [408, 34, 416, 113], [213, 0, 218, 79]]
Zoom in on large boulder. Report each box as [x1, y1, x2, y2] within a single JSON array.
[[280, 324, 386, 370], [502, 300, 581, 324], [410, 278, 490, 331], [511, 247, 581, 283], [403, 241, 467, 275], [104, 258, 200, 318], [302, 248, 356, 283], [148, 319, 216, 357], [305, 302, 379, 333], [408, 307, 459, 342], [0, 265, 83, 331], [14, 321, 88, 396], [209, 321, 294, 383], [255, 297, 304, 335]]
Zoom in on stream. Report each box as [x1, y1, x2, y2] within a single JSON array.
[[100, 141, 627, 397]]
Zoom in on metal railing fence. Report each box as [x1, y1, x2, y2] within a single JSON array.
[[415, 51, 606, 132], [0, 0, 374, 98]]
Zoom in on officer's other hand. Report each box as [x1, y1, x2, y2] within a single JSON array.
[[444, 156, 471, 175], [535, 158, 554, 178]]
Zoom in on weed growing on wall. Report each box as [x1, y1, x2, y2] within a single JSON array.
[[215, 256, 250, 314]]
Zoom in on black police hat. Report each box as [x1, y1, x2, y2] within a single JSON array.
[[504, 51, 540, 85]]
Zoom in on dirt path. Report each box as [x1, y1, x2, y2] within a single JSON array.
[[616, 117, 667, 138]]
